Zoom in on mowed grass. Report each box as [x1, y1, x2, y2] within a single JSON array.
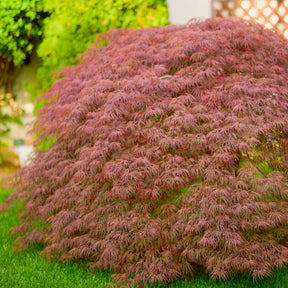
[[0, 187, 112, 288], [0, 186, 288, 288]]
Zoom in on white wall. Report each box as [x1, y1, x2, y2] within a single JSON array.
[[167, 0, 212, 24]]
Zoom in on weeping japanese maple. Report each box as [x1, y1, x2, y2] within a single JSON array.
[[2, 18, 288, 286]]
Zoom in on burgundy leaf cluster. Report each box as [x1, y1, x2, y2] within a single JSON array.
[[3, 18, 288, 286]]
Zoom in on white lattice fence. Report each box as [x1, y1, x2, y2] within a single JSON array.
[[212, 0, 288, 38]]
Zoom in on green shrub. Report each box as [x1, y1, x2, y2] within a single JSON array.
[[36, 0, 169, 92], [0, 0, 46, 94]]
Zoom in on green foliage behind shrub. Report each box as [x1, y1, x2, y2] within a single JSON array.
[[0, 0, 44, 67], [36, 0, 169, 92], [0, 0, 46, 93]]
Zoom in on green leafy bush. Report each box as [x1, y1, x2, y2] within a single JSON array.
[[36, 0, 169, 92], [0, 0, 46, 94]]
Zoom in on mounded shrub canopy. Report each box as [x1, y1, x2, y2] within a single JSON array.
[[3, 18, 288, 286]]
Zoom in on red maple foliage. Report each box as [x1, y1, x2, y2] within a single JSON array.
[[2, 18, 288, 286]]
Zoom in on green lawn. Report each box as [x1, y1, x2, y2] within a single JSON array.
[[0, 187, 287, 288]]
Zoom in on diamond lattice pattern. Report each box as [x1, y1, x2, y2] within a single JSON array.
[[213, 0, 288, 38]]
